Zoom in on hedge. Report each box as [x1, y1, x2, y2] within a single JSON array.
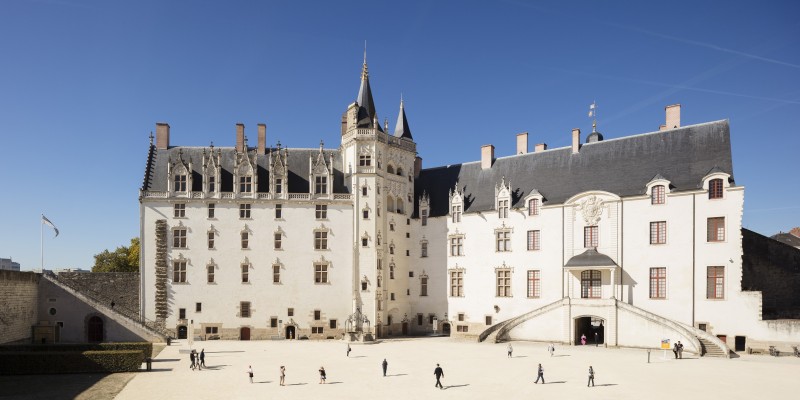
[[0, 350, 144, 375], [0, 342, 153, 358]]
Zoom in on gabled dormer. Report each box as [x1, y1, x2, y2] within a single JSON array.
[[309, 141, 333, 198], [645, 174, 671, 205], [702, 167, 732, 200], [168, 149, 192, 198], [449, 183, 463, 223], [270, 144, 288, 199], [523, 188, 544, 217], [495, 177, 511, 219], [419, 191, 430, 226], [234, 146, 256, 197], [202, 145, 222, 197]]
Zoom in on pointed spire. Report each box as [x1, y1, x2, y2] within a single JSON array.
[[356, 44, 381, 131], [361, 41, 368, 81], [394, 95, 413, 139]]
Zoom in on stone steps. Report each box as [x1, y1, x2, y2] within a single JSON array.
[[698, 337, 727, 357]]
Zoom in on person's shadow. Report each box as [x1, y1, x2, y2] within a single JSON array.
[[443, 384, 470, 390]]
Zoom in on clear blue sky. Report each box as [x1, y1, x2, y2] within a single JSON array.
[[1, 0, 799, 270]]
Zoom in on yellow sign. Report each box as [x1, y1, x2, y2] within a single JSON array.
[[661, 339, 671, 349]]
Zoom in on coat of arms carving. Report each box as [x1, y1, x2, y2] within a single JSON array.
[[577, 195, 604, 225]]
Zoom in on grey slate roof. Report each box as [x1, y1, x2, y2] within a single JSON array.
[[564, 249, 618, 268], [415, 120, 734, 217], [394, 99, 412, 139], [770, 232, 800, 248]]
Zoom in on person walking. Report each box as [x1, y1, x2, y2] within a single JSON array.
[[247, 366, 254, 383], [279, 366, 285, 386], [382, 359, 388, 377], [507, 344, 513, 358], [594, 332, 599, 347], [534, 363, 545, 384], [673, 342, 679, 359], [319, 366, 327, 384], [434, 363, 444, 389], [347, 344, 351, 357], [189, 350, 196, 370], [588, 366, 595, 387], [548, 343, 555, 357], [199, 349, 205, 368], [677, 341, 684, 359], [581, 334, 587, 345]]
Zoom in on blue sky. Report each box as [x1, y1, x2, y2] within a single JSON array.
[[1, 0, 799, 270]]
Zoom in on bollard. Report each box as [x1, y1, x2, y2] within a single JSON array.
[[146, 357, 152, 371], [647, 349, 651, 364]]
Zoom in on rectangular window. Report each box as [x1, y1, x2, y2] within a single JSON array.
[[496, 269, 512, 297], [179, 308, 186, 319], [207, 231, 215, 249], [274, 233, 282, 249], [315, 176, 327, 194], [173, 229, 187, 248], [362, 186, 368, 196], [314, 310, 321, 320], [584, 226, 598, 248], [173, 261, 186, 282], [275, 178, 283, 194], [270, 317, 278, 328], [273, 264, 280, 283], [707, 217, 725, 242], [527, 230, 541, 251], [421, 209, 428, 226], [359, 155, 371, 167], [498, 199, 509, 219], [580, 270, 602, 299], [450, 237, 464, 256], [240, 302, 251, 318], [174, 174, 186, 192], [314, 231, 328, 250], [315, 263, 328, 284], [450, 270, 464, 297], [527, 270, 540, 298], [174, 203, 186, 218], [241, 264, 249, 283], [311, 326, 324, 334], [651, 185, 665, 205], [208, 176, 215, 193], [390, 293, 395, 301], [707, 266, 724, 299], [421, 242, 428, 257], [409, 271, 414, 278], [205, 326, 218, 334], [417, 314, 423, 326], [315, 205, 327, 219], [239, 176, 252, 193], [288, 308, 294, 317], [362, 237, 368, 247], [241, 232, 249, 249], [528, 199, 539, 216], [207, 203, 215, 218], [452, 205, 461, 223], [207, 265, 215, 283], [196, 302, 202, 312], [496, 231, 511, 252], [239, 203, 251, 219], [275, 204, 282, 219], [458, 313, 465, 322], [329, 319, 337, 329], [429, 315, 435, 324], [420, 277, 428, 296], [649, 267, 667, 299], [363, 209, 369, 219], [457, 325, 469, 333], [485, 316, 492, 326], [650, 221, 667, 244], [709, 179, 723, 199]]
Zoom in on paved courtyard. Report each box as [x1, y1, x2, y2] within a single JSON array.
[[113, 337, 798, 400]]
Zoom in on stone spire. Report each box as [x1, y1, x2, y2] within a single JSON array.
[[356, 46, 382, 131], [394, 95, 412, 139]]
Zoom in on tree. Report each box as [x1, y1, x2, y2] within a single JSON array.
[[92, 237, 139, 272]]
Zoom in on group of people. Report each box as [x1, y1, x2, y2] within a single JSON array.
[[534, 363, 596, 387], [673, 341, 685, 359], [580, 332, 600, 346], [188, 349, 205, 370]]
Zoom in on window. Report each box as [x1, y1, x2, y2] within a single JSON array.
[[457, 326, 469, 333], [239, 204, 251, 219], [315, 176, 327, 194], [707, 266, 725, 299], [363, 209, 369, 219], [389, 244, 395, 255], [314, 231, 328, 250], [650, 221, 667, 244], [486, 316, 492, 326], [275, 178, 283, 194], [241, 264, 249, 283], [709, 178, 723, 199], [528, 199, 540, 216], [421, 242, 428, 257], [173, 229, 187, 248], [173, 261, 186, 283], [361, 280, 368, 291], [417, 314, 423, 326], [274, 233, 282, 249], [584, 226, 598, 248], [450, 237, 464, 256], [458, 313, 465, 322], [421, 209, 428, 226], [273, 265, 280, 283], [498, 199, 509, 219], [174, 203, 186, 218], [361, 237, 368, 247], [496, 230, 511, 252], [496, 269, 511, 297], [359, 154, 371, 167], [409, 271, 414, 277], [362, 186, 368, 196], [287, 308, 294, 317], [649, 267, 667, 299], [315, 205, 327, 219], [329, 319, 337, 329], [241, 231, 249, 249], [314, 310, 321, 320], [420, 276, 428, 296], [208, 176, 215, 193], [196, 302, 202, 312], [377, 276, 382, 288], [406, 232, 410, 238], [527, 270, 540, 298], [239, 176, 252, 193], [397, 167, 403, 176], [389, 222, 395, 231], [311, 326, 324, 334], [240, 302, 251, 318], [580, 270, 602, 299], [707, 217, 725, 242], [452, 205, 462, 223], [315, 263, 328, 283], [389, 264, 395, 279], [275, 204, 282, 219], [651, 185, 665, 205], [207, 265, 214, 283], [174, 174, 187, 192], [270, 317, 278, 328], [390, 293, 395, 301], [207, 231, 215, 249], [205, 326, 218, 334], [527, 230, 541, 251], [179, 308, 186, 319], [406, 250, 410, 256], [207, 203, 215, 218], [450, 270, 464, 297]]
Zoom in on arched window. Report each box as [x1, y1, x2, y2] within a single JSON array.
[[580, 270, 602, 299], [387, 165, 395, 174], [709, 179, 723, 199], [396, 167, 404, 176]]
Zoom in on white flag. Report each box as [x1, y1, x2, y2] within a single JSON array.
[[588, 110, 594, 117], [589, 103, 595, 110], [42, 215, 59, 237]]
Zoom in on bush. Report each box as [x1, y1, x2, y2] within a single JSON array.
[[0, 342, 153, 358], [0, 350, 144, 375]]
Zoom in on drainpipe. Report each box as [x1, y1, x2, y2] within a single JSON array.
[[139, 198, 145, 323], [692, 193, 696, 327]]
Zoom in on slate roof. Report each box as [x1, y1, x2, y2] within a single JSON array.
[[564, 249, 618, 268], [770, 232, 800, 248], [415, 120, 734, 217]]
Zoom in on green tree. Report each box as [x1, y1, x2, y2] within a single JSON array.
[[92, 237, 139, 272]]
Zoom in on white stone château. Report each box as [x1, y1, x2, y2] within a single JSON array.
[[139, 58, 799, 353]]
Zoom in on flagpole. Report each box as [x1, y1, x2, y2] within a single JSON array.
[[41, 214, 44, 271]]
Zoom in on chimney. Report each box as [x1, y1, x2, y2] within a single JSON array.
[[659, 124, 667, 131], [535, 143, 547, 152], [257, 123, 267, 155], [516, 132, 528, 154], [571, 128, 581, 154], [481, 144, 495, 169], [414, 156, 422, 178], [155, 122, 170, 149], [236, 123, 245, 152], [790, 227, 800, 238], [665, 104, 681, 129]]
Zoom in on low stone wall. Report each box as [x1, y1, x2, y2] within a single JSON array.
[[0, 271, 40, 344], [741, 229, 800, 319], [55, 272, 139, 318]]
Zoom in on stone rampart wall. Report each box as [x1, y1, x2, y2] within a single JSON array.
[[0, 271, 40, 344]]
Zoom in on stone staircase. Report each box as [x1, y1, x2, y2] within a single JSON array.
[[479, 298, 567, 343], [698, 336, 728, 357]]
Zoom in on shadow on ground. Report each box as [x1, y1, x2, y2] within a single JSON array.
[[0, 372, 136, 400]]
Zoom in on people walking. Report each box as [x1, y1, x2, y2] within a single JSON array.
[[347, 344, 351, 357], [280, 366, 285, 386], [534, 363, 545, 384], [382, 359, 388, 376], [548, 343, 555, 357], [581, 334, 587, 345], [677, 341, 684, 359], [434, 363, 444, 389], [247, 366, 254, 383], [588, 366, 595, 387], [189, 350, 196, 370], [319, 366, 327, 384], [673, 342, 679, 359], [199, 349, 205, 368], [507, 344, 513, 358]]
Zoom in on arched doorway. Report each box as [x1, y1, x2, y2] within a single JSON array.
[[177, 325, 188, 339], [87, 316, 103, 342], [575, 316, 604, 345], [285, 325, 295, 340], [441, 323, 451, 336], [240, 327, 251, 340]]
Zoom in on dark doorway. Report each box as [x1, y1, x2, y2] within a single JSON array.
[[87, 316, 103, 342], [717, 334, 727, 344], [240, 327, 251, 340], [734, 336, 746, 352], [402, 322, 408, 335], [575, 316, 605, 345], [442, 323, 451, 336], [285, 325, 295, 340], [177, 325, 188, 339]]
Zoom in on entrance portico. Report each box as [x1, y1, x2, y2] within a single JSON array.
[[563, 249, 619, 346]]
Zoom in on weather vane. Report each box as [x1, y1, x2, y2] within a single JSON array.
[[588, 101, 598, 133]]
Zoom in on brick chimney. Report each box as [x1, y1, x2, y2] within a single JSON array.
[[481, 145, 495, 169], [571, 128, 581, 154], [535, 143, 547, 152], [236, 123, 245, 152], [790, 227, 800, 237], [516, 132, 528, 154], [257, 123, 267, 155], [665, 104, 681, 129], [414, 156, 422, 178], [155, 122, 170, 149]]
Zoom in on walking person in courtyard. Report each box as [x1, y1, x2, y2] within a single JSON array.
[[548, 343, 555, 357], [534, 363, 545, 384], [247, 366, 253, 383], [279, 366, 285, 386], [434, 363, 444, 389], [594, 332, 599, 346], [382, 359, 388, 376], [189, 350, 196, 370], [581, 334, 587, 345], [199, 349, 205, 368], [347, 344, 351, 357], [507, 343, 513, 358], [677, 341, 684, 359], [319, 366, 327, 384], [673, 342, 679, 359], [588, 366, 595, 387]]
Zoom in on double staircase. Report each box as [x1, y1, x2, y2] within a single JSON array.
[[698, 336, 728, 357]]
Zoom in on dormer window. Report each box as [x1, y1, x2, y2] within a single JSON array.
[[652, 185, 666, 205], [208, 176, 216, 193], [174, 173, 187, 192], [709, 179, 723, 199], [498, 199, 509, 219], [275, 178, 283, 194], [421, 209, 428, 226], [239, 176, 252, 193], [315, 176, 328, 194], [452, 205, 462, 223], [528, 199, 540, 216]]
